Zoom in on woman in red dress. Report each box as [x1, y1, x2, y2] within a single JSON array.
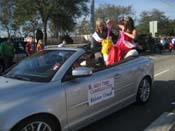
[[107, 16, 137, 65]]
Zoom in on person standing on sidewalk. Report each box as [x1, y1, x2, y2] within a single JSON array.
[[36, 39, 44, 52], [58, 39, 67, 47], [1, 37, 15, 68], [25, 36, 36, 56]]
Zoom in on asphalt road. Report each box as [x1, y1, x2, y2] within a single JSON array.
[[79, 51, 175, 131]]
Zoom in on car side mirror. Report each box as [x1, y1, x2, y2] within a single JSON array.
[[72, 67, 92, 77]]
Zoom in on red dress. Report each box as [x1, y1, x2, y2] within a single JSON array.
[[26, 42, 32, 56], [107, 31, 135, 65], [26, 42, 36, 56]]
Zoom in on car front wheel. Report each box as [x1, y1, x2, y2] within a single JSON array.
[[136, 77, 151, 104], [11, 115, 59, 131]]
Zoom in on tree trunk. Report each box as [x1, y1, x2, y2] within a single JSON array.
[[6, 26, 10, 38], [43, 20, 47, 45]]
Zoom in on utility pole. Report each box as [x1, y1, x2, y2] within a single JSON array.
[[90, 0, 95, 33], [90, 0, 95, 49]]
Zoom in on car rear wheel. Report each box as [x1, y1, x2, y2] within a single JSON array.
[[136, 77, 151, 104], [11, 115, 59, 131]]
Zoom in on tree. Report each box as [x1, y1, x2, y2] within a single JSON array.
[[36, 28, 43, 43], [50, 0, 89, 38], [95, 4, 135, 22], [0, 0, 16, 37], [76, 17, 91, 35], [15, 0, 54, 44], [15, 0, 89, 44], [168, 19, 175, 36], [137, 9, 170, 36]]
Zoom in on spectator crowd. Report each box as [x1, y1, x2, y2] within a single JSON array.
[[0, 36, 44, 73]]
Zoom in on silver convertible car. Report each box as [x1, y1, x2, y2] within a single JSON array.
[[0, 46, 154, 131]]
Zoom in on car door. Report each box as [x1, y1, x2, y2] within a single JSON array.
[[62, 65, 117, 131], [113, 58, 140, 104]]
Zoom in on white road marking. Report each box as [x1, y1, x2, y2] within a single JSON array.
[[154, 69, 170, 77], [149, 56, 156, 59]]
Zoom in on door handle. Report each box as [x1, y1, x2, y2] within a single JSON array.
[[114, 74, 121, 79]]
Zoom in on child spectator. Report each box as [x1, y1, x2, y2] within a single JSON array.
[[36, 39, 44, 52]]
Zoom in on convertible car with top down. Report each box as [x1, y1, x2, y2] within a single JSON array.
[[0, 45, 154, 131]]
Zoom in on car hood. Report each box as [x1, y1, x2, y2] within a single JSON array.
[[0, 76, 58, 128], [0, 76, 48, 107]]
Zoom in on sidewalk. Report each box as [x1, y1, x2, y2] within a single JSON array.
[[144, 112, 175, 131]]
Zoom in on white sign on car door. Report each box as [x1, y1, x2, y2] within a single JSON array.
[[88, 78, 115, 106]]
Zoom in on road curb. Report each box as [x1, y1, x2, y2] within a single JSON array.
[[144, 112, 175, 131]]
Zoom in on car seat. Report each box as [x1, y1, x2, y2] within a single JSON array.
[[124, 49, 139, 59]]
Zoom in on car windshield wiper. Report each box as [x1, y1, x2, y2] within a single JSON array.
[[6, 75, 31, 81]]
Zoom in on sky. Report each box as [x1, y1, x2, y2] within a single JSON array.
[[95, 0, 175, 19]]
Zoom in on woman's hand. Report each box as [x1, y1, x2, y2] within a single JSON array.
[[106, 19, 123, 30], [119, 25, 125, 31], [106, 19, 115, 27], [124, 29, 137, 39], [98, 38, 104, 43], [106, 19, 112, 25]]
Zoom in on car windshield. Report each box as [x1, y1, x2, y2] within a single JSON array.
[[4, 49, 75, 82]]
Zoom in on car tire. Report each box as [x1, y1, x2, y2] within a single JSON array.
[[136, 77, 151, 104], [11, 115, 59, 131]]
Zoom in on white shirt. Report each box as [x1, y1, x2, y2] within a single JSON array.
[[58, 43, 65, 47], [58, 41, 66, 47], [171, 38, 175, 44]]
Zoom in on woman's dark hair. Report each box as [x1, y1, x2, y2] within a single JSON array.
[[124, 16, 135, 32]]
